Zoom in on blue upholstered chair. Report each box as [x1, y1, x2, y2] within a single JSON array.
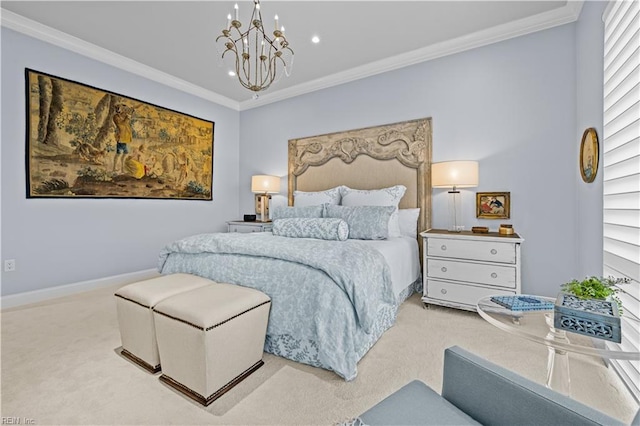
[[358, 346, 639, 426]]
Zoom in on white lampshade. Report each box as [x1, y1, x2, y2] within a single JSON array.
[[251, 175, 280, 194], [432, 161, 479, 188]]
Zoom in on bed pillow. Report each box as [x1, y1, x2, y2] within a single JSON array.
[[339, 185, 407, 238], [325, 204, 395, 240], [272, 218, 349, 241], [293, 186, 343, 207], [272, 205, 324, 220], [398, 208, 420, 238]]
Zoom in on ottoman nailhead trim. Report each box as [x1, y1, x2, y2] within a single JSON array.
[[114, 293, 149, 309], [206, 300, 271, 331], [152, 310, 201, 330], [153, 300, 271, 332]]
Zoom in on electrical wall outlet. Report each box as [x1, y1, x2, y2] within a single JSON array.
[[4, 259, 16, 272], [456, 225, 465, 231]]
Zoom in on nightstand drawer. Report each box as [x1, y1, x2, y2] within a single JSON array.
[[228, 223, 272, 233], [427, 238, 516, 264], [229, 225, 256, 233], [427, 259, 516, 289], [427, 279, 515, 307], [421, 230, 523, 311]]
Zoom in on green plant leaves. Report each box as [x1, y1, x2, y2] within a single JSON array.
[[560, 275, 630, 312]]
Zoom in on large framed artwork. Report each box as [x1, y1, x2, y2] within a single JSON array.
[[25, 69, 214, 200]]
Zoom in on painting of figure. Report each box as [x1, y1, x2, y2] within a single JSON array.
[[476, 192, 510, 219], [25, 69, 214, 200]]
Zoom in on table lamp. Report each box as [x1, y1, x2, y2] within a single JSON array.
[[432, 161, 479, 232], [251, 175, 280, 222]]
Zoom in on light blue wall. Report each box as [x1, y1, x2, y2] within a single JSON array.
[[1, 28, 240, 296], [2, 6, 605, 298], [575, 1, 606, 278], [240, 24, 581, 297]]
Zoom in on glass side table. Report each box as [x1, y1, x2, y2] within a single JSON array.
[[477, 296, 640, 396]]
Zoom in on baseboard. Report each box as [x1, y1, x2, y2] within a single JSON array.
[[1, 268, 160, 310]]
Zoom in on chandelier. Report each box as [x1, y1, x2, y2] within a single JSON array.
[[217, 0, 294, 93]]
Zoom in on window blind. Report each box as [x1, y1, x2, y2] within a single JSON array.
[[603, 0, 640, 401]]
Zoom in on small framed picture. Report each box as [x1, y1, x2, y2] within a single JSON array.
[[580, 127, 599, 183], [476, 192, 510, 219]]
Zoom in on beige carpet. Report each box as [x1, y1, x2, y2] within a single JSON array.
[[1, 285, 638, 425]]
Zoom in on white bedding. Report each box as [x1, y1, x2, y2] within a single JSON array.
[[358, 236, 421, 298]]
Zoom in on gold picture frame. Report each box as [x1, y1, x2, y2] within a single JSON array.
[[580, 127, 599, 183], [476, 192, 510, 219]]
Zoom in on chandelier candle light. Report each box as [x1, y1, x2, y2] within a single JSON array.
[[432, 161, 479, 232], [217, 0, 294, 93]]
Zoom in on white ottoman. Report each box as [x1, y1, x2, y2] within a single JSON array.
[[153, 283, 271, 406], [114, 273, 214, 373]]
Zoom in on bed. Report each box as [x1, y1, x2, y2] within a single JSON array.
[[158, 117, 433, 380]]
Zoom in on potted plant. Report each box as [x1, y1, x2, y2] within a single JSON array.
[[554, 276, 629, 343], [560, 276, 629, 313]]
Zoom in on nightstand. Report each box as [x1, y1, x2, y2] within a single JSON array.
[[226, 220, 273, 233], [421, 229, 524, 311]]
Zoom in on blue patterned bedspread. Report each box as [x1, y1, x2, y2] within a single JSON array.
[[158, 232, 398, 380]]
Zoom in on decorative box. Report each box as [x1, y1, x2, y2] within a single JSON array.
[[553, 292, 621, 343]]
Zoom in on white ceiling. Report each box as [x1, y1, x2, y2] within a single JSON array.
[[1, 1, 580, 110]]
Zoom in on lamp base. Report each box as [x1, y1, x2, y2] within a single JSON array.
[[255, 194, 271, 222], [447, 190, 463, 232]]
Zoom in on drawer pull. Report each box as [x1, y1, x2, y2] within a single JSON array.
[[441, 289, 447, 295], [491, 272, 498, 278], [490, 249, 497, 255], [441, 245, 447, 251], [441, 267, 447, 273]]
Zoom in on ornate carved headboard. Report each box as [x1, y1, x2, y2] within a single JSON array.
[[288, 117, 432, 235]]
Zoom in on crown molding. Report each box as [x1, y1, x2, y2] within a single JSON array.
[[0, 9, 240, 111], [567, 0, 586, 20], [239, 1, 584, 110], [1, 2, 583, 113]]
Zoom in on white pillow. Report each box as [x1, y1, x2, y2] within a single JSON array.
[[293, 186, 342, 207], [398, 208, 420, 238], [340, 185, 407, 238]]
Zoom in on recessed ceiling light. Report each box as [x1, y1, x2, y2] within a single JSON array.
[[311, 36, 320, 44], [228, 71, 236, 77]]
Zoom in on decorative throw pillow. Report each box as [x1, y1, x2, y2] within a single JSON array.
[[272, 218, 349, 241], [324, 204, 395, 240], [398, 208, 420, 238], [271, 205, 324, 220], [293, 186, 343, 207], [339, 185, 407, 238]]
